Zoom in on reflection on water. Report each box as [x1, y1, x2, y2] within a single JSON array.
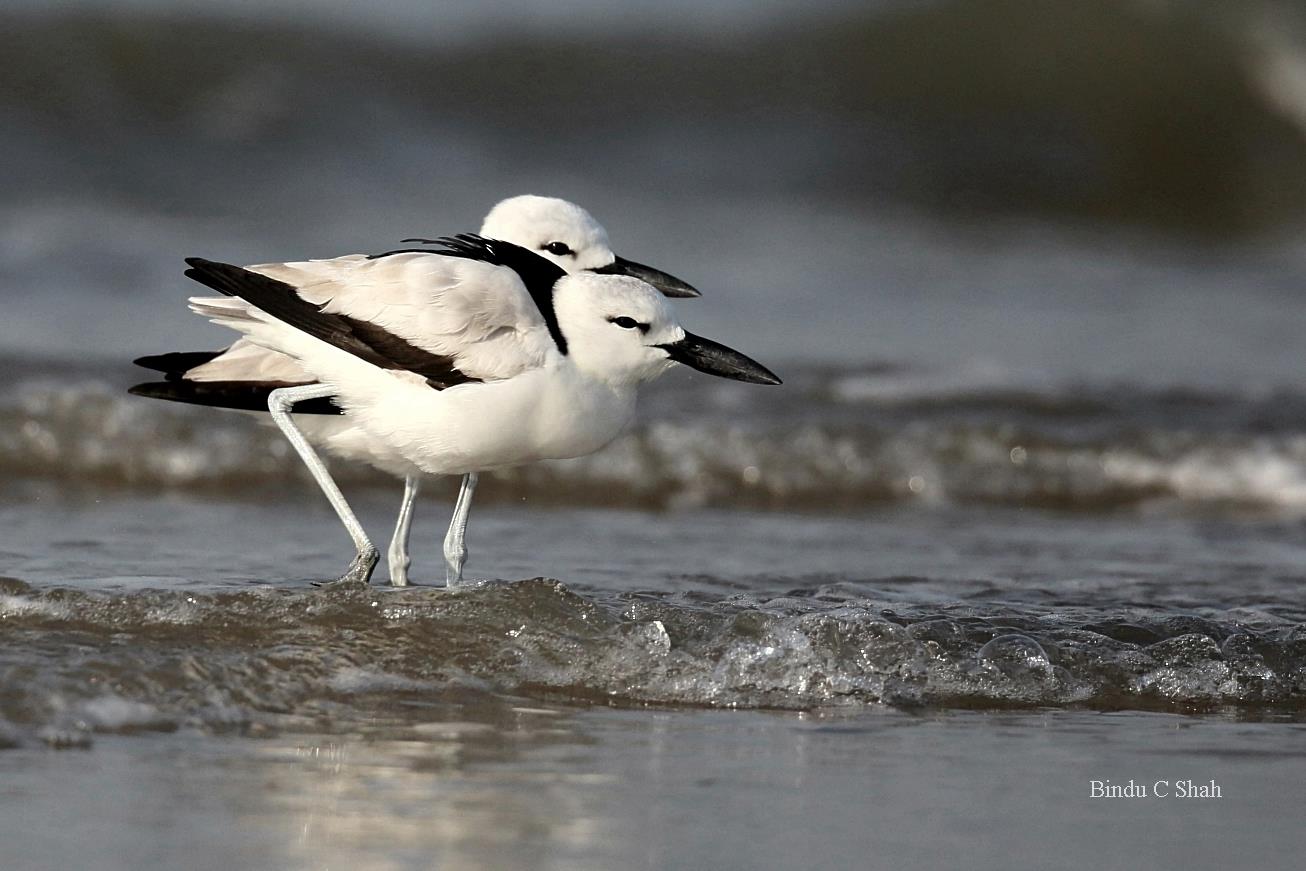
[[6, 707, 1302, 870], [252, 704, 614, 871]]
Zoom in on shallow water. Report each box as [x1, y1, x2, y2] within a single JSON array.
[[5, 362, 1306, 866], [0, 706, 1302, 871], [5, 489, 1306, 727]]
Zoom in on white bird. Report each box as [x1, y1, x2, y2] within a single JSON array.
[[131, 196, 707, 586], [132, 221, 779, 588]]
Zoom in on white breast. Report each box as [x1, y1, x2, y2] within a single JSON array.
[[341, 362, 638, 477]]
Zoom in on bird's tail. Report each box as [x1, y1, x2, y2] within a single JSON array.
[[130, 340, 338, 415], [127, 378, 342, 414]]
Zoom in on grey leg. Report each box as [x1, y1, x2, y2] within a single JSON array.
[[267, 385, 378, 586], [387, 475, 421, 587], [442, 473, 479, 587]]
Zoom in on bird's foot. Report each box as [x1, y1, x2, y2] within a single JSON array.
[[444, 557, 465, 589], [312, 550, 379, 589], [387, 551, 411, 588]]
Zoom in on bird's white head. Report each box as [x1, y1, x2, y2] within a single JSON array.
[[480, 195, 701, 298], [552, 273, 781, 389], [480, 195, 614, 272]]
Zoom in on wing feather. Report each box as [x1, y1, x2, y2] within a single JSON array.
[[183, 258, 481, 391], [242, 250, 556, 379], [143, 243, 559, 412]]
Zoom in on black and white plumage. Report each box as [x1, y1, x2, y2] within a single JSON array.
[[131, 197, 778, 587]]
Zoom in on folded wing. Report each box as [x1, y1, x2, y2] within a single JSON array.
[[133, 240, 565, 412], [235, 243, 560, 380]]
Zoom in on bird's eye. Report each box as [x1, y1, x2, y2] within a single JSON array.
[[544, 241, 573, 256], [608, 316, 649, 333]]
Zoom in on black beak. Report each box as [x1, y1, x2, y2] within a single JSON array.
[[592, 255, 701, 298], [657, 331, 782, 385]]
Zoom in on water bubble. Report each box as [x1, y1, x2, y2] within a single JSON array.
[[977, 634, 1054, 678], [907, 618, 965, 647], [1220, 633, 1259, 659]]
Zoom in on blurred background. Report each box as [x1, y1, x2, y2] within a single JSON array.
[[7, 0, 1306, 510]]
